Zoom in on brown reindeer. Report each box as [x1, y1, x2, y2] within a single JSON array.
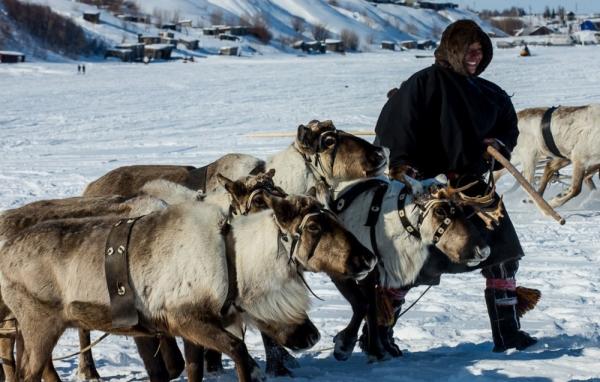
[[0, 172, 282, 382], [83, 153, 265, 198], [0, 192, 375, 382]]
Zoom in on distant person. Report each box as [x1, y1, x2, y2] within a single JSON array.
[[520, 44, 531, 57], [82, 64, 86, 74], [374, 19, 539, 355], [77, 64, 81, 73]]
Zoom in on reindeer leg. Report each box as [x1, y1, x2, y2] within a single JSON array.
[[262, 332, 296, 377], [178, 322, 265, 382], [538, 158, 570, 196], [331, 278, 368, 361], [0, 335, 15, 382], [9, 301, 65, 382], [583, 165, 600, 191], [76, 329, 101, 381], [362, 275, 387, 362], [158, 336, 185, 379], [41, 360, 60, 382], [550, 161, 585, 207], [204, 349, 223, 373], [183, 340, 204, 382], [133, 337, 170, 382]]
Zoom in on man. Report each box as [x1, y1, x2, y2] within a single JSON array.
[[374, 19, 538, 354]]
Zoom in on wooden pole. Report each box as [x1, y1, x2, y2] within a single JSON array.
[[487, 145, 566, 225]]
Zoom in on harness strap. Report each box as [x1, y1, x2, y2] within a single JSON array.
[[397, 189, 421, 240], [189, 164, 209, 195], [220, 223, 241, 318], [366, 183, 388, 268], [104, 216, 144, 328], [333, 178, 389, 214], [541, 106, 566, 159]]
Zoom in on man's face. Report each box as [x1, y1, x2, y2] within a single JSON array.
[[464, 42, 483, 75]]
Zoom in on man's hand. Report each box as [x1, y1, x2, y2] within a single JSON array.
[[483, 138, 503, 160]]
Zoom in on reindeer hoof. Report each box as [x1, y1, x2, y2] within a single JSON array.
[[265, 362, 293, 377], [77, 367, 101, 382], [333, 331, 357, 361], [250, 367, 267, 382], [282, 352, 300, 369]]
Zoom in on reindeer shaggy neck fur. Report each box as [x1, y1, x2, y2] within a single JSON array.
[[232, 210, 310, 325]]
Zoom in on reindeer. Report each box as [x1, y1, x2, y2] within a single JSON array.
[[0, 192, 376, 382], [510, 105, 600, 207], [0, 172, 283, 382], [78, 119, 388, 379], [83, 153, 265, 198], [316, 176, 494, 361]]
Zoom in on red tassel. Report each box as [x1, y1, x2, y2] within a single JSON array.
[[516, 286, 541, 318]]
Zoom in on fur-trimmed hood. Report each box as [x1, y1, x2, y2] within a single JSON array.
[[434, 20, 493, 77]]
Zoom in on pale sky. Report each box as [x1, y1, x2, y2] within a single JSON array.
[[452, 0, 600, 14]]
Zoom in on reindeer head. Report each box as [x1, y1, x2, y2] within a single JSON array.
[[295, 120, 388, 185], [403, 177, 495, 266], [264, 193, 377, 280], [217, 169, 287, 215]]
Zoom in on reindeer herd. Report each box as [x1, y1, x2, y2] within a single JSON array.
[[0, 107, 597, 382]]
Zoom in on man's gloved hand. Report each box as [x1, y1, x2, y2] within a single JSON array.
[[483, 138, 511, 171], [389, 164, 421, 181]]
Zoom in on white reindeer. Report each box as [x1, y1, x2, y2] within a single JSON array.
[[510, 105, 600, 207]]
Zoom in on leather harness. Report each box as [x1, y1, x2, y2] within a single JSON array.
[[104, 216, 144, 328], [541, 106, 566, 159]]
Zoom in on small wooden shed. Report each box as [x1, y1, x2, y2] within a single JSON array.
[[179, 39, 199, 50], [219, 46, 239, 56], [0, 51, 25, 63], [381, 41, 396, 51], [144, 44, 173, 60], [325, 39, 344, 53], [138, 35, 161, 44], [83, 12, 100, 24], [219, 34, 240, 41]]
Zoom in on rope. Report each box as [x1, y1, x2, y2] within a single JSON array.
[[396, 285, 432, 320], [52, 333, 110, 361]]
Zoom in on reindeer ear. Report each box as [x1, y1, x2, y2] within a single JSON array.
[[306, 186, 317, 198], [314, 181, 332, 207], [264, 193, 295, 225], [217, 173, 244, 200], [217, 173, 234, 192], [296, 124, 310, 146], [265, 168, 276, 178]]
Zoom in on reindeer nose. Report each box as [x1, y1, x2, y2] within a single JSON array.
[[467, 245, 490, 266], [370, 148, 387, 165]]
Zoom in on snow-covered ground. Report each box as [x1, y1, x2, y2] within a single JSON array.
[[1, 45, 599, 381]]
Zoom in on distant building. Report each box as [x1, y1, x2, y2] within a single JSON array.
[[144, 44, 173, 60], [381, 41, 396, 51], [219, 34, 240, 41], [325, 39, 345, 53], [517, 26, 553, 36], [416, 1, 458, 10], [83, 12, 100, 24], [400, 40, 418, 50], [0, 51, 25, 63], [219, 46, 239, 56], [179, 39, 199, 50], [138, 35, 162, 45]]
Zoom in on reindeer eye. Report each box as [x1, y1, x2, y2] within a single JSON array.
[[322, 136, 337, 148], [306, 222, 321, 234], [252, 195, 266, 208], [433, 207, 446, 218]]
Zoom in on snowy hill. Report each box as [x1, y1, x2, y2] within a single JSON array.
[[1, 0, 505, 61]]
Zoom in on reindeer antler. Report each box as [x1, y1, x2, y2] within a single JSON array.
[[430, 181, 504, 230]]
